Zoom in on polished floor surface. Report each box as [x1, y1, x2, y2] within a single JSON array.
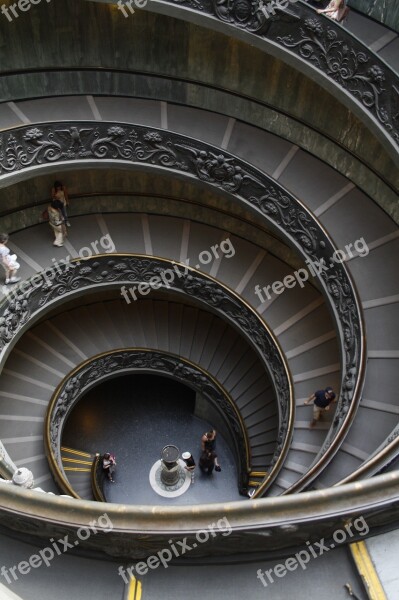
[[62, 375, 242, 505]]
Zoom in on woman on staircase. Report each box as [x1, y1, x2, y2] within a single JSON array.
[[51, 180, 70, 227], [317, 0, 348, 22], [48, 200, 66, 247]]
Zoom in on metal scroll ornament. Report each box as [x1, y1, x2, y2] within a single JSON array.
[[161, 0, 399, 148], [47, 350, 251, 494], [1, 253, 291, 493], [0, 122, 364, 487]]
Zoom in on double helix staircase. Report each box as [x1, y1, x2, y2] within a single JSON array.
[[0, 1, 398, 598], [0, 192, 397, 496], [0, 212, 342, 495]]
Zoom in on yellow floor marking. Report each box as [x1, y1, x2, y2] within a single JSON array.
[[61, 446, 92, 458], [62, 457, 93, 465], [350, 541, 387, 600], [128, 576, 142, 600], [63, 467, 91, 472]]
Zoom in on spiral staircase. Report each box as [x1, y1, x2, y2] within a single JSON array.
[[0, 0, 398, 599]]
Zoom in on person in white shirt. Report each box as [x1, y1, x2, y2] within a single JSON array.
[[317, 0, 348, 22], [0, 233, 20, 285]]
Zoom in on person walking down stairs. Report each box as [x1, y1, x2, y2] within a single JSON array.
[[48, 200, 66, 247], [51, 180, 70, 227], [317, 0, 349, 23]]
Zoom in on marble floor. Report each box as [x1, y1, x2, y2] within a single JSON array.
[[62, 374, 242, 506]]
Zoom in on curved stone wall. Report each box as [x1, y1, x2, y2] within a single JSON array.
[[0, 0, 397, 192], [0, 120, 366, 491], [347, 0, 399, 31], [0, 98, 396, 221]]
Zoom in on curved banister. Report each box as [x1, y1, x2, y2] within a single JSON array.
[[88, 0, 399, 158], [0, 471, 398, 558], [45, 348, 253, 496], [0, 0, 395, 560], [0, 254, 293, 493], [336, 427, 399, 485], [0, 121, 366, 493], [0, 75, 396, 201], [91, 454, 107, 503]]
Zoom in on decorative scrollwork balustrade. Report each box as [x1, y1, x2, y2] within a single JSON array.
[[0, 121, 365, 492], [151, 0, 398, 155], [46, 349, 252, 496], [0, 253, 292, 493]]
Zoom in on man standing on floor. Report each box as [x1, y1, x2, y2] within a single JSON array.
[[199, 449, 221, 475], [304, 387, 336, 428]]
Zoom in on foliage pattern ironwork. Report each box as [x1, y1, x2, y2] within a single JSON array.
[[0, 121, 364, 487]]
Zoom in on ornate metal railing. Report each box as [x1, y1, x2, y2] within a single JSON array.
[[0, 253, 292, 493], [45, 349, 252, 495], [0, 441, 16, 480], [148, 0, 399, 157], [0, 121, 365, 492], [336, 425, 399, 485]]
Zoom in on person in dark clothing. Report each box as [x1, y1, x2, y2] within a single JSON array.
[[201, 429, 217, 452], [51, 180, 70, 226], [199, 449, 221, 475], [304, 387, 336, 428], [102, 452, 116, 482]]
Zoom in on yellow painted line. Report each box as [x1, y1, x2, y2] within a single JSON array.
[[249, 471, 267, 477], [127, 576, 142, 600], [350, 541, 387, 600], [61, 446, 92, 458], [62, 457, 93, 465], [63, 467, 91, 472], [248, 480, 261, 487]]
